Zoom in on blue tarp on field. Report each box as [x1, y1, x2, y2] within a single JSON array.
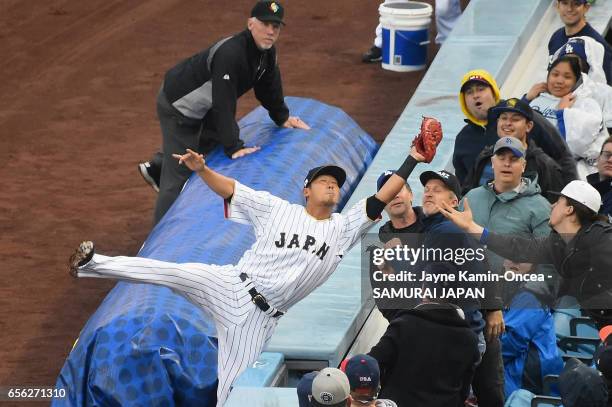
[[53, 97, 378, 407]]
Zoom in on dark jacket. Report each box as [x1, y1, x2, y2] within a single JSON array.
[[485, 221, 612, 328], [548, 23, 612, 85], [453, 119, 498, 187], [378, 206, 426, 243], [368, 304, 479, 407], [587, 173, 612, 217], [163, 29, 289, 156], [453, 111, 577, 189], [463, 141, 565, 203], [420, 213, 487, 333]]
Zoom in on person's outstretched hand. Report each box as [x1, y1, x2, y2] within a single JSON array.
[[438, 198, 476, 232], [173, 148, 206, 172]]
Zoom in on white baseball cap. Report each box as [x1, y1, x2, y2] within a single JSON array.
[[311, 368, 350, 406], [550, 180, 602, 213]]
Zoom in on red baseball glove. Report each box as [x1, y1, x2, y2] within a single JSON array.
[[411, 116, 443, 163]]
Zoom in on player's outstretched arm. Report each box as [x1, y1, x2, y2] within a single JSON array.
[[173, 149, 235, 199], [376, 146, 425, 204]]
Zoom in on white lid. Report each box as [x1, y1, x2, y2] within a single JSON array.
[[379, 1, 433, 17]]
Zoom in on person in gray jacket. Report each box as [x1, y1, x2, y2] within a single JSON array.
[[139, 1, 309, 224]]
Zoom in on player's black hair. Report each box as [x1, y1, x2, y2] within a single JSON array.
[[548, 55, 582, 82]]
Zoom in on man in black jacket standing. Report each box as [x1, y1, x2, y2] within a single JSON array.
[[368, 303, 479, 407], [140, 1, 309, 223]]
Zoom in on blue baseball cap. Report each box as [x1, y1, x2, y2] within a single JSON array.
[[377, 170, 395, 191], [377, 170, 411, 192], [297, 371, 317, 407], [493, 137, 526, 158], [557, 38, 588, 62], [344, 354, 380, 397]]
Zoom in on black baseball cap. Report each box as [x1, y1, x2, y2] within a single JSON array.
[[559, 358, 608, 407], [304, 165, 346, 188], [419, 170, 462, 199], [251, 1, 285, 25], [491, 98, 533, 121]]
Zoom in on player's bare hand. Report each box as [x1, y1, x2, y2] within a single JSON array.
[[231, 146, 261, 159], [525, 82, 548, 101], [409, 146, 426, 162], [557, 93, 576, 109], [485, 310, 505, 341], [173, 148, 206, 172], [283, 116, 311, 130]]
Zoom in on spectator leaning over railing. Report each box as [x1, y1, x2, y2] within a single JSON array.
[[525, 55, 608, 179], [439, 180, 612, 330], [375, 169, 505, 406]]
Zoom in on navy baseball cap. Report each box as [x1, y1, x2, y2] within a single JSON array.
[[491, 98, 533, 121], [493, 137, 526, 158], [556, 38, 588, 63], [377, 170, 412, 192], [343, 354, 380, 398], [304, 165, 346, 188], [251, 1, 285, 25], [420, 170, 462, 199], [297, 371, 317, 407], [377, 170, 395, 191]]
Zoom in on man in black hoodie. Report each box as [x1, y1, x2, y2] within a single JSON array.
[[139, 1, 310, 223], [368, 302, 479, 407]]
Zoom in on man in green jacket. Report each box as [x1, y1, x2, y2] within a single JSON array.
[[462, 136, 562, 398]]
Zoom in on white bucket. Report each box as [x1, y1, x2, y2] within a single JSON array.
[[379, 1, 433, 72]]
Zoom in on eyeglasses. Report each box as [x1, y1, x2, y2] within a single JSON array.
[[600, 151, 612, 160]]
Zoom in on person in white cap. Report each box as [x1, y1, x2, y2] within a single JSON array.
[[438, 180, 612, 328], [311, 368, 351, 407]]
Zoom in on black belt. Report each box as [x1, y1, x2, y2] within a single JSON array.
[[239, 273, 284, 318]]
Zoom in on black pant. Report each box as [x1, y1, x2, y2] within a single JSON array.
[[153, 87, 203, 224], [473, 336, 505, 406]]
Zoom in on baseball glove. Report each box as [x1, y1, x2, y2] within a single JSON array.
[[411, 116, 443, 163]]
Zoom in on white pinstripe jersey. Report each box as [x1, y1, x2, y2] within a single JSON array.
[[224, 182, 377, 311]]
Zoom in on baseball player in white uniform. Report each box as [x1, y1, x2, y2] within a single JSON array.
[[68, 147, 426, 406]]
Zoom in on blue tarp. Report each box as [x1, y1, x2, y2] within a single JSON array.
[[53, 97, 378, 406]]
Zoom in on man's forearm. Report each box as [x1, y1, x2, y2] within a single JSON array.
[[376, 156, 418, 203], [197, 166, 235, 199]]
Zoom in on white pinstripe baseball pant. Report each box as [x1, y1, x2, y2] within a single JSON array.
[[77, 254, 279, 406]]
